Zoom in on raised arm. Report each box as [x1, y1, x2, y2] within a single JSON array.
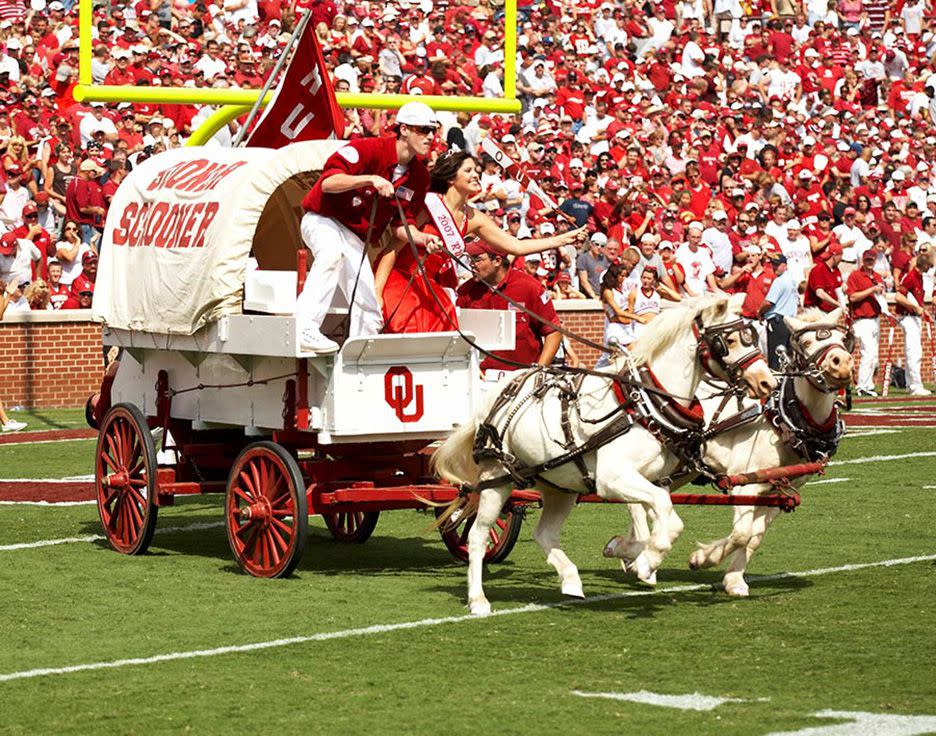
[[469, 209, 587, 256]]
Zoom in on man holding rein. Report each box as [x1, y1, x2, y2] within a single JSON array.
[[297, 101, 442, 355]]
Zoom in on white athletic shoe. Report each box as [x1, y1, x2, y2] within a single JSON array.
[[855, 388, 878, 398], [909, 387, 932, 397], [1, 420, 27, 432], [299, 328, 339, 355]]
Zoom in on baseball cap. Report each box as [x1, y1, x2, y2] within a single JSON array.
[[0, 231, 18, 255], [590, 232, 608, 246], [82, 251, 99, 264], [34, 191, 49, 205], [5, 164, 22, 176], [787, 219, 802, 229], [687, 221, 704, 232], [569, 158, 583, 168], [798, 169, 814, 179], [22, 202, 37, 216], [767, 253, 787, 265], [861, 249, 877, 261], [843, 207, 856, 216], [712, 210, 728, 221], [658, 240, 674, 251], [466, 240, 502, 258], [396, 101, 439, 128], [79, 159, 103, 173], [539, 222, 556, 234]]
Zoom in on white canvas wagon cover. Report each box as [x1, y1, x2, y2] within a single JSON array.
[[93, 140, 344, 335]]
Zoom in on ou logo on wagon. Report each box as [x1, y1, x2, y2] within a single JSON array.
[[384, 366, 425, 423]]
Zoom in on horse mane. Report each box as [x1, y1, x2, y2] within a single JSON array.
[[796, 308, 832, 325], [626, 294, 732, 367]]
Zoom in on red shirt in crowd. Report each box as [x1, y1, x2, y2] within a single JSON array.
[[456, 267, 559, 371], [896, 267, 925, 316], [846, 268, 883, 319], [65, 177, 106, 227], [804, 260, 843, 311]]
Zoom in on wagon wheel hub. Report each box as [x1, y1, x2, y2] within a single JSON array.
[[104, 470, 131, 490], [241, 497, 273, 524]]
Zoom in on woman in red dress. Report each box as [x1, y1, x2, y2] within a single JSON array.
[[377, 151, 588, 334]]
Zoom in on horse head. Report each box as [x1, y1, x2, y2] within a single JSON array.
[[695, 294, 776, 400], [784, 308, 854, 391]]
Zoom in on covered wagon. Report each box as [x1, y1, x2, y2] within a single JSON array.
[[89, 142, 524, 577]]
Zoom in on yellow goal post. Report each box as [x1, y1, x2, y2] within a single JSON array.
[[74, 0, 520, 145]]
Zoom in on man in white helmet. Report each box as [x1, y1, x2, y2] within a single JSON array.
[[297, 101, 440, 354]]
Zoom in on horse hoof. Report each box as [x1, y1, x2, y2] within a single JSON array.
[[469, 599, 492, 616], [725, 582, 749, 597], [637, 570, 657, 587], [688, 550, 703, 570], [562, 580, 585, 599], [603, 536, 624, 558], [633, 555, 656, 585]]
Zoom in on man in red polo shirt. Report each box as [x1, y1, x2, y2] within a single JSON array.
[[297, 102, 440, 354], [804, 243, 844, 312], [846, 249, 887, 396], [456, 240, 561, 379], [894, 247, 933, 396]]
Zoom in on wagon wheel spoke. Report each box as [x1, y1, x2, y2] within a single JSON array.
[[270, 516, 294, 536], [268, 524, 289, 555], [265, 528, 283, 564], [232, 486, 254, 506], [128, 478, 147, 488], [238, 469, 257, 500], [494, 516, 507, 533], [249, 462, 263, 503], [102, 450, 120, 474], [102, 487, 120, 509], [125, 492, 145, 533]]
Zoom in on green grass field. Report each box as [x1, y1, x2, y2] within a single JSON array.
[[1, 418, 935, 735]]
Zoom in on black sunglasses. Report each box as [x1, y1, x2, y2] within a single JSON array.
[[406, 125, 437, 135]]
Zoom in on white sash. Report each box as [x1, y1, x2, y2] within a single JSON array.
[[424, 192, 466, 257]]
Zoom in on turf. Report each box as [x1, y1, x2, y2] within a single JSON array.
[[0, 438, 96, 479], [1, 424, 935, 735]]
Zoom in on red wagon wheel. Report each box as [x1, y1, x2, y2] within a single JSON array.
[[95, 403, 159, 555], [321, 511, 380, 544], [225, 441, 308, 578], [435, 504, 523, 564]]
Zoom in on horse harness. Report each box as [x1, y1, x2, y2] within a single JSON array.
[[764, 374, 845, 463], [469, 362, 711, 495]]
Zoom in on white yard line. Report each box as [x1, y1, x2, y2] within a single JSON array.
[[0, 477, 94, 484], [0, 552, 933, 685], [844, 429, 901, 438], [806, 478, 850, 485], [0, 500, 96, 508], [0, 522, 224, 552], [0, 437, 95, 447], [829, 451, 936, 466], [571, 690, 766, 711]]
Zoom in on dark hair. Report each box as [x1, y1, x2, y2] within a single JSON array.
[[429, 150, 476, 194], [601, 263, 627, 291]]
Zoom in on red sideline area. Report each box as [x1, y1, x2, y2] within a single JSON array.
[[0, 428, 96, 446], [0, 481, 94, 503]]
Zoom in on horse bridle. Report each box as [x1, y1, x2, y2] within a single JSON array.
[[693, 316, 763, 385], [786, 323, 855, 391]]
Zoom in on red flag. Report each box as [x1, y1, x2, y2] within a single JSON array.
[[244, 17, 345, 147]]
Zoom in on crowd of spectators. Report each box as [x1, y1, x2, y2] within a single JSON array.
[[0, 0, 934, 389]]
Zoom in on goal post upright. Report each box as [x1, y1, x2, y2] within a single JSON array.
[[73, 0, 521, 144]]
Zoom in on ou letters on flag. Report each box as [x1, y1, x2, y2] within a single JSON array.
[[244, 19, 345, 147]]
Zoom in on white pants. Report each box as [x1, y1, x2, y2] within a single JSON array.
[[852, 317, 879, 392], [899, 314, 924, 391], [295, 212, 383, 337]]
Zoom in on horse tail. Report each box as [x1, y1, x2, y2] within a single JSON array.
[[431, 418, 480, 488]]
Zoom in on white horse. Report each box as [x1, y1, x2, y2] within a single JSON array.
[[604, 309, 854, 597], [433, 295, 777, 615]]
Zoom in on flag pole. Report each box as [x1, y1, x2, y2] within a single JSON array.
[[233, 8, 314, 147]]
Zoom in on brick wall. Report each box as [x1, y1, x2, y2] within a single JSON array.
[[0, 312, 103, 409], [1, 304, 933, 410], [555, 300, 936, 382]]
